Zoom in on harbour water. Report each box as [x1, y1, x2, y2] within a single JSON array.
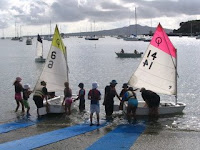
[[0, 36, 200, 134]]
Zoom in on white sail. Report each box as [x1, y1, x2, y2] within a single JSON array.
[[36, 34, 43, 58], [35, 25, 68, 92], [128, 24, 177, 95]]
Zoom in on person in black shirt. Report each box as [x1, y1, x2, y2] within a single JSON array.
[[13, 77, 24, 112], [103, 80, 121, 117], [140, 88, 160, 117]]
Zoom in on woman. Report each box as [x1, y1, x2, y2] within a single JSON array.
[[62, 82, 73, 115], [123, 87, 138, 121], [13, 77, 24, 112]]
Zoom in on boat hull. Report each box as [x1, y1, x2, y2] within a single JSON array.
[[123, 101, 186, 116], [115, 52, 143, 58], [38, 96, 76, 115], [35, 57, 46, 63]]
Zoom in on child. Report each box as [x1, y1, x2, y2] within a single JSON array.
[[74, 83, 85, 112], [13, 77, 24, 112], [62, 82, 73, 115], [88, 82, 101, 126], [23, 84, 32, 115]]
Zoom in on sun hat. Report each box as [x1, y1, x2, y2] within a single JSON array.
[[41, 81, 46, 85], [110, 80, 118, 85], [23, 84, 30, 89], [16, 77, 22, 82], [122, 83, 128, 88], [92, 82, 98, 89]]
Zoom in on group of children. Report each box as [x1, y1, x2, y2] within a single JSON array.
[[62, 81, 101, 126], [13, 76, 140, 126], [13, 77, 32, 115]]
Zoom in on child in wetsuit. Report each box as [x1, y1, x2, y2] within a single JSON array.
[[74, 83, 85, 112]]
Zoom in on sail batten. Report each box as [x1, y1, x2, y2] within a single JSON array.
[[34, 25, 68, 92], [128, 24, 177, 96]]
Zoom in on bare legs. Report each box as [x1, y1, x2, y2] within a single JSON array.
[[15, 100, 25, 112], [90, 112, 100, 126], [65, 104, 71, 115]]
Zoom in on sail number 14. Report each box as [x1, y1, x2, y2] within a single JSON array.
[[48, 51, 56, 68], [143, 50, 157, 69]]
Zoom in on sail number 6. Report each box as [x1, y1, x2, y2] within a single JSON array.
[[48, 51, 56, 68]]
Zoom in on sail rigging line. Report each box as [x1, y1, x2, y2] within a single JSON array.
[[160, 24, 179, 78], [159, 23, 178, 102]]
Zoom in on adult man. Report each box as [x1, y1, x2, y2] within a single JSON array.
[[103, 80, 121, 117], [33, 81, 48, 117], [140, 88, 160, 118]]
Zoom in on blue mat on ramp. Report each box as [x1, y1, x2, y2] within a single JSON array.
[[0, 117, 40, 134], [86, 123, 146, 150], [0, 123, 106, 150]]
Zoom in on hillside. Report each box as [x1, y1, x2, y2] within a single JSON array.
[[173, 20, 200, 35], [65, 24, 172, 36]]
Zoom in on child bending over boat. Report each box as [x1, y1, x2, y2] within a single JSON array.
[[122, 87, 138, 122], [62, 82, 73, 115]]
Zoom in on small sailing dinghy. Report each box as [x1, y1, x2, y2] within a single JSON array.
[[35, 34, 46, 63], [123, 23, 186, 116], [35, 25, 75, 115]]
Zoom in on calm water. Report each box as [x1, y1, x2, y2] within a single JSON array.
[[0, 36, 199, 131]]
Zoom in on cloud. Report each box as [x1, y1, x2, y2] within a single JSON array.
[[121, 0, 200, 18]]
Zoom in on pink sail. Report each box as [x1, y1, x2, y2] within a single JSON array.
[[150, 23, 176, 58]]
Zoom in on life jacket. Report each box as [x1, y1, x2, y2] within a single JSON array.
[[34, 86, 45, 98], [89, 89, 101, 104], [127, 91, 136, 99]]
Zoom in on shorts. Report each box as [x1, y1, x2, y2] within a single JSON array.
[[33, 96, 43, 108], [128, 98, 138, 107], [90, 104, 100, 114], [23, 100, 30, 108], [15, 93, 22, 101], [65, 97, 73, 105]]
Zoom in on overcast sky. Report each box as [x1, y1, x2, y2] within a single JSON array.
[[1, 0, 200, 37]]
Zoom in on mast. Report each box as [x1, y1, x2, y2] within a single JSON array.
[[135, 7, 137, 36], [50, 20, 51, 37]]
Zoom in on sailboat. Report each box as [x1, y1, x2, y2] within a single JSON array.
[[124, 7, 139, 41], [35, 34, 46, 63], [123, 23, 186, 116], [36, 25, 74, 115]]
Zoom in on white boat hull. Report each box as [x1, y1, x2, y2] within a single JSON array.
[[123, 101, 186, 116], [38, 96, 76, 115]]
